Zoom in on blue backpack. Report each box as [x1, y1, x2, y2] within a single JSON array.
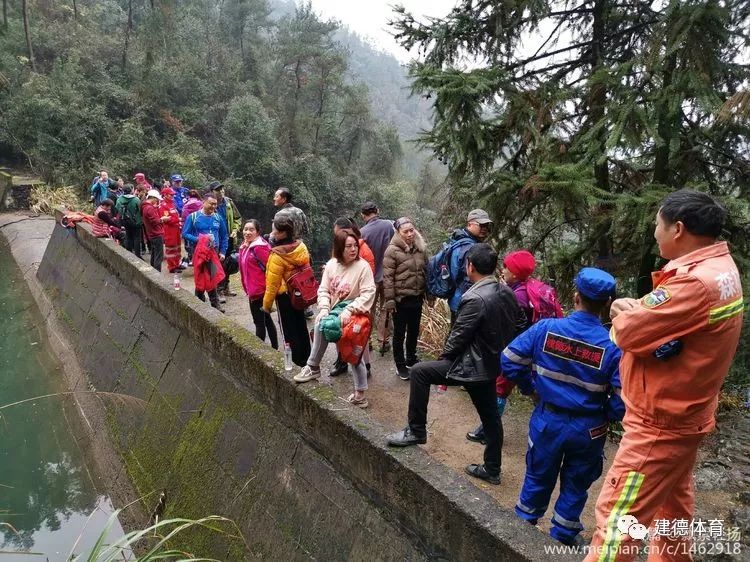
[[426, 237, 474, 298]]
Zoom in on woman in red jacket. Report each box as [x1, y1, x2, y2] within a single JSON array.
[[159, 187, 184, 273], [238, 220, 278, 349]]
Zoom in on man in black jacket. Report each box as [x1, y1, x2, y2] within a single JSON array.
[[387, 243, 523, 485]]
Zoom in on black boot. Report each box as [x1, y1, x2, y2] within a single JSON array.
[[329, 357, 348, 377]]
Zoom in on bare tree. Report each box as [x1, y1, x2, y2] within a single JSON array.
[[122, 0, 133, 71], [22, 0, 36, 71]]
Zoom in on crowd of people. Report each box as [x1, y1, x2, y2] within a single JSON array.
[[81, 177, 743, 556]]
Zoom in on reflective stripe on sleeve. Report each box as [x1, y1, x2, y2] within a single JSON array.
[[709, 297, 744, 324], [502, 347, 532, 365]]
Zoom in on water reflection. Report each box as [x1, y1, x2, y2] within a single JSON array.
[[0, 245, 125, 560]]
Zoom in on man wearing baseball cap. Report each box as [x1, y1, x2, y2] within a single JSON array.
[[133, 172, 152, 191], [441, 208, 494, 323], [501, 267, 624, 547], [169, 174, 190, 216], [141, 189, 170, 272]]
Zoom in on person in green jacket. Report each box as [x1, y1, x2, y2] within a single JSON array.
[[115, 185, 143, 258]]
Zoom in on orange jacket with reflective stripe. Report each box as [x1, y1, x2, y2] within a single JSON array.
[[612, 242, 743, 432]]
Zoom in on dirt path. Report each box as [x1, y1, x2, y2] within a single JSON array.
[[160, 263, 747, 550]]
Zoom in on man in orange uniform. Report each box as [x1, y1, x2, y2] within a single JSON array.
[[586, 190, 744, 562]]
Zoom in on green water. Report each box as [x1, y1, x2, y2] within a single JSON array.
[[0, 244, 125, 560]]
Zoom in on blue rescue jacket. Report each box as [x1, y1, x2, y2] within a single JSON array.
[[501, 311, 625, 421], [182, 211, 228, 255]]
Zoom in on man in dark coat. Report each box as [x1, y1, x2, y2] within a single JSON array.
[[387, 243, 524, 485]]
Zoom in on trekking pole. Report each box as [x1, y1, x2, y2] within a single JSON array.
[[276, 301, 293, 372]]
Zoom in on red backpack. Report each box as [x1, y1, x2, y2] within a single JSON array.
[[286, 264, 319, 310], [337, 314, 371, 364], [525, 278, 564, 323]]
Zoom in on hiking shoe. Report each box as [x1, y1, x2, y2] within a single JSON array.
[[347, 393, 369, 409], [465, 464, 501, 485], [466, 424, 486, 444], [386, 427, 426, 447], [396, 365, 410, 381], [293, 365, 321, 383], [219, 295, 227, 304], [329, 359, 348, 377]]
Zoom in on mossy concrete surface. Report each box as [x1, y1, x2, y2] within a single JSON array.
[[26, 209, 568, 561]]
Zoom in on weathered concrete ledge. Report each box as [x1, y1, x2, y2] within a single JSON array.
[[8, 209, 570, 560]]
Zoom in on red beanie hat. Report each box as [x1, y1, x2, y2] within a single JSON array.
[[503, 250, 536, 280]]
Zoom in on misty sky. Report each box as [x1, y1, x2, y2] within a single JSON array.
[[306, 0, 458, 61]]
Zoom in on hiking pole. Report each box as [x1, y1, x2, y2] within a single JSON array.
[[275, 301, 293, 372]]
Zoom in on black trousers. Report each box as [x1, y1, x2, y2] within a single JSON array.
[[276, 293, 310, 367], [408, 359, 503, 476], [123, 224, 142, 259], [392, 296, 423, 367], [195, 287, 220, 309], [149, 236, 164, 272], [250, 297, 278, 349], [219, 237, 235, 291]]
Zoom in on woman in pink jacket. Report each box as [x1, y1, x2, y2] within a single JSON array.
[[238, 219, 278, 349]]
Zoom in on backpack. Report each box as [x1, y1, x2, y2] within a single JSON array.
[[525, 278, 564, 323], [119, 198, 140, 227], [286, 264, 319, 310], [337, 314, 372, 364], [426, 237, 474, 298]]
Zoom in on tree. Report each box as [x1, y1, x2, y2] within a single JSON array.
[[22, 0, 35, 71], [271, 2, 343, 157], [391, 0, 749, 295], [218, 93, 279, 183]]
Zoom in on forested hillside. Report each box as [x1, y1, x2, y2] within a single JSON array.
[[392, 0, 749, 388], [0, 0, 440, 259]]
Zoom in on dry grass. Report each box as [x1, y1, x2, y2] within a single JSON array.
[[29, 185, 85, 215], [718, 391, 746, 412], [418, 299, 451, 359]]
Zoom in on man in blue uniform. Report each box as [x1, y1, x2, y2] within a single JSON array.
[[501, 267, 625, 546]]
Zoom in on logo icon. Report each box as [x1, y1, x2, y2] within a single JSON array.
[[618, 515, 649, 540]]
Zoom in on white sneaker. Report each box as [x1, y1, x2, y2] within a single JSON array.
[[293, 365, 321, 383]]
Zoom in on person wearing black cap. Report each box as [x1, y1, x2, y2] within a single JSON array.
[[360, 201, 395, 353], [500, 267, 624, 547]]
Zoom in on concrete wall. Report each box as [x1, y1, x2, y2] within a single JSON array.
[[34, 211, 565, 561], [0, 171, 11, 210]]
